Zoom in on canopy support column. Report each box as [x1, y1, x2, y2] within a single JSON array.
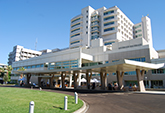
[[86, 71, 92, 89], [38, 76, 42, 87], [136, 69, 146, 92], [73, 72, 79, 89], [69, 74, 72, 87], [27, 74, 31, 86], [50, 74, 54, 88], [116, 71, 124, 90], [100, 72, 107, 90], [61, 72, 66, 89]]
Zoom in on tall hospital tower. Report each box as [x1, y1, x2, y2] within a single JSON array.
[[69, 6, 153, 49]]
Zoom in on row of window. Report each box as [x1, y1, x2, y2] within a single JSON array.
[[112, 57, 145, 63], [70, 40, 80, 45], [104, 41, 115, 45], [128, 57, 145, 62], [134, 24, 141, 29], [135, 34, 142, 38], [104, 27, 115, 32], [71, 23, 80, 28], [71, 18, 81, 23], [71, 33, 80, 38], [13, 64, 44, 70], [135, 29, 142, 33], [104, 10, 114, 16], [82, 62, 103, 67], [48, 60, 79, 70], [152, 69, 165, 74], [71, 28, 80, 33], [91, 35, 99, 40], [104, 21, 114, 26], [112, 71, 137, 76], [104, 16, 114, 21]]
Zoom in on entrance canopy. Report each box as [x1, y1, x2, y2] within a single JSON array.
[[13, 59, 164, 75]]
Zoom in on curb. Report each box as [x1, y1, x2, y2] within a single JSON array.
[[73, 100, 89, 113]]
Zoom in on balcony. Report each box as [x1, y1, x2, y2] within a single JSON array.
[[91, 22, 99, 27], [91, 28, 99, 32], [70, 29, 82, 36], [71, 18, 83, 25], [91, 17, 99, 22], [71, 24, 82, 31]]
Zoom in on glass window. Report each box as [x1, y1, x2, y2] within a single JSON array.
[[71, 18, 80, 23], [71, 28, 80, 33], [128, 57, 145, 62], [104, 10, 114, 15], [104, 41, 115, 45], [134, 24, 141, 29], [104, 21, 114, 26], [104, 16, 114, 21], [32, 65, 35, 68], [71, 40, 80, 45], [104, 27, 115, 32], [71, 33, 80, 38], [71, 23, 80, 28]]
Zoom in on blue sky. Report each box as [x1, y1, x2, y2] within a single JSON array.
[[0, 0, 165, 65]]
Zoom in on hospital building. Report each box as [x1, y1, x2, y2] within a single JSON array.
[[11, 6, 165, 91]]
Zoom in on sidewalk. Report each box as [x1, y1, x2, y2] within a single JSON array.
[[134, 91, 165, 95]]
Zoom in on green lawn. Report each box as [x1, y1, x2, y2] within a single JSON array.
[[0, 87, 83, 113]]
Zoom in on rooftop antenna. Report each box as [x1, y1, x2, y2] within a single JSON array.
[[35, 38, 37, 51]]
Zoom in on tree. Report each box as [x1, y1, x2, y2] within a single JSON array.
[[3, 73, 9, 84], [1, 65, 12, 83]]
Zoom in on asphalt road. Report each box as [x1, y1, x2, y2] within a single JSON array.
[[40, 89, 165, 113]]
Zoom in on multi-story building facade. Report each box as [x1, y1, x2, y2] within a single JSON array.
[[8, 45, 42, 65], [11, 6, 165, 89], [133, 16, 153, 47], [70, 6, 134, 49]]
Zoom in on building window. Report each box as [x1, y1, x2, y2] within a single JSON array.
[[71, 18, 81, 23], [86, 26, 88, 28], [134, 24, 141, 29], [104, 27, 115, 32], [104, 21, 114, 26], [135, 34, 142, 38], [71, 33, 80, 38], [91, 35, 99, 40], [71, 23, 80, 28], [71, 28, 80, 33], [128, 57, 145, 62], [86, 15, 88, 18], [71, 40, 80, 45], [152, 69, 165, 74], [112, 60, 119, 62], [135, 29, 142, 33], [104, 41, 115, 45], [86, 31, 88, 34], [104, 10, 114, 15], [86, 21, 88, 23], [86, 10, 88, 13], [104, 16, 114, 21]]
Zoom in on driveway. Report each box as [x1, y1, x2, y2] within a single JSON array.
[[41, 89, 165, 113]]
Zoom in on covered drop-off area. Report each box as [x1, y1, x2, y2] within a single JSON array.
[[13, 59, 164, 92]]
